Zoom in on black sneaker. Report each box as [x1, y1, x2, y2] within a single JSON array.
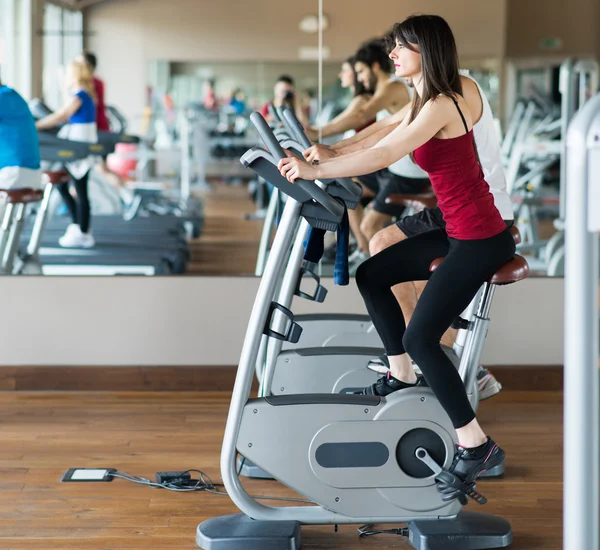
[[359, 371, 427, 396], [436, 437, 505, 505]]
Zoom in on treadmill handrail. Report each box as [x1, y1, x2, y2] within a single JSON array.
[[38, 132, 106, 160]]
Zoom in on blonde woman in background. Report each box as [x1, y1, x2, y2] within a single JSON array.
[[36, 59, 98, 248]]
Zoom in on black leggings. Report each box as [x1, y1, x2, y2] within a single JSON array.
[[56, 172, 91, 234], [355, 228, 516, 429]]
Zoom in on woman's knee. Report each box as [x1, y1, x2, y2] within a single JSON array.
[[402, 325, 429, 361], [355, 256, 385, 295], [354, 259, 370, 292]]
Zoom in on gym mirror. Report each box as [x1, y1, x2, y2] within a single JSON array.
[[20, 0, 598, 278]]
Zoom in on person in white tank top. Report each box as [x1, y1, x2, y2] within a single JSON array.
[[349, 58, 431, 263], [376, 77, 429, 180], [461, 72, 513, 221], [329, 39, 422, 263]]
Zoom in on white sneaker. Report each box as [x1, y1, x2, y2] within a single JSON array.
[[477, 367, 503, 400], [59, 227, 95, 248], [348, 249, 370, 275], [61, 223, 81, 240], [79, 232, 95, 248], [348, 248, 369, 263]]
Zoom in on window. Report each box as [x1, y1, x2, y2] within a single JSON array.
[[0, 0, 16, 86], [42, 3, 84, 110]]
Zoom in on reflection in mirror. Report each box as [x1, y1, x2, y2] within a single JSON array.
[[8, 1, 597, 277], [504, 59, 599, 276], [306, 42, 598, 281], [138, 60, 344, 276]]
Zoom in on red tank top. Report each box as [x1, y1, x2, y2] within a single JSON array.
[[93, 78, 110, 132], [413, 99, 506, 240]]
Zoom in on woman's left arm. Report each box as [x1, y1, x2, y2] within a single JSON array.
[[279, 98, 453, 183], [35, 96, 82, 131]]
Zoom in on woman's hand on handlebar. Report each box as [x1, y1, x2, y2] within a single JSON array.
[[303, 144, 337, 164], [278, 156, 319, 183]]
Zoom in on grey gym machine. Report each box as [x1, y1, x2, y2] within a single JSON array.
[[255, 108, 524, 408], [240, 113, 524, 484], [506, 58, 599, 276], [196, 112, 516, 550], [248, 134, 385, 398], [545, 58, 599, 276], [12, 171, 69, 275], [562, 91, 600, 550]]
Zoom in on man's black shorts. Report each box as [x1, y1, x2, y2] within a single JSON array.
[[358, 169, 430, 217], [397, 206, 514, 237]]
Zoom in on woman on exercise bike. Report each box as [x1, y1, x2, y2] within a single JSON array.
[[305, 55, 375, 141], [278, 14, 512, 496]]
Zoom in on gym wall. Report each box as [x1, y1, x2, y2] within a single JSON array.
[[0, 278, 563, 367], [506, 0, 600, 58], [84, 0, 508, 132]]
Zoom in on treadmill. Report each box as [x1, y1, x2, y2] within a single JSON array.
[[30, 99, 204, 238], [23, 132, 190, 275]]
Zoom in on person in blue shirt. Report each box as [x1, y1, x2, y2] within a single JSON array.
[[36, 59, 98, 248], [0, 80, 42, 190], [228, 88, 247, 115]]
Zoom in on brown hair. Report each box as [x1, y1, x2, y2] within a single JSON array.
[[391, 15, 462, 124]]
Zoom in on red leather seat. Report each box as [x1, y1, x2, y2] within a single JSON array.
[[43, 171, 70, 185], [509, 225, 521, 245], [429, 226, 529, 285], [488, 255, 530, 285], [385, 192, 437, 211], [429, 254, 529, 285], [0, 188, 45, 204]]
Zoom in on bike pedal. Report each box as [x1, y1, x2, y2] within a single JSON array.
[[463, 482, 488, 505]]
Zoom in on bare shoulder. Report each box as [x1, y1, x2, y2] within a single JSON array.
[[460, 75, 478, 93], [459, 76, 483, 122], [389, 79, 410, 95], [428, 94, 456, 111], [459, 76, 482, 105], [351, 94, 371, 107]]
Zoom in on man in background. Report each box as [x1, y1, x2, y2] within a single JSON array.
[[260, 74, 309, 127]]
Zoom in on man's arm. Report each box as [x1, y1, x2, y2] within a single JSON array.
[[338, 121, 400, 153], [332, 100, 411, 150], [306, 95, 369, 141], [303, 104, 410, 163], [330, 114, 393, 150], [350, 80, 410, 127], [280, 98, 451, 183]]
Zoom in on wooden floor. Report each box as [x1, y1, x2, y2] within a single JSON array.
[[185, 183, 560, 276], [0, 389, 562, 549], [188, 183, 263, 276]]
